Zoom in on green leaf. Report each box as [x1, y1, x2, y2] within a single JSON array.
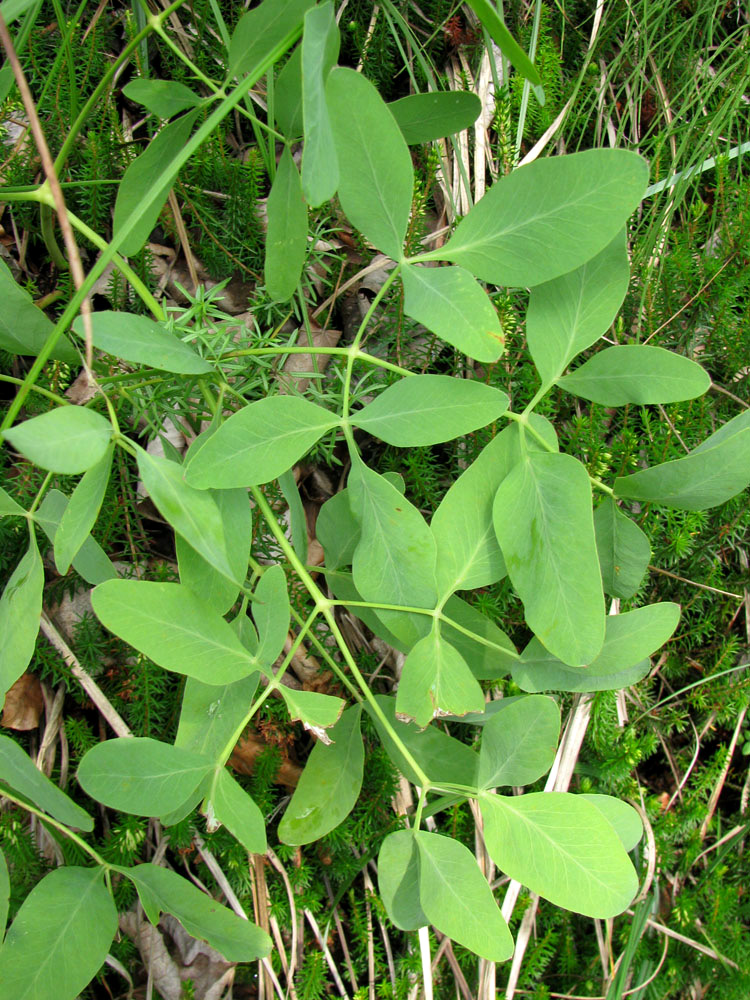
[[54, 445, 113, 575], [0, 531, 43, 697], [593, 497, 651, 599], [0, 0, 44, 26], [0, 734, 93, 831], [0, 488, 25, 518], [441, 595, 518, 680], [559, 345, 711, 405], [615, 409, 750, 510], [465, 0, 542, 89], [91, 580, 259, 684], [397, 627, 484, 727], [175, 675, 260, 761], [4, 406, 112, 475], [0, 866, 117, 1000], [480, 791, 638, 917], [177, 487, 252, 615], [327, 66, 413, 259], [431, 418, 556, 598], [352, 375, 509, 447], [478, 695, 560, 789], [581, 795, 642, 852], [185, 396, 338, 489], [265, 146, 308, 301], [512, 603, 680, 693], [0, 259, 77, 362], [77, 737, 212, 815], [0, 848, 8, 938], [227, 0, 313, 80], [122, 78, 202, 118], [301, 2, 340, 206], [389, 91, 482, 144], [280, 688, 345, 733], [367, 695, 479, 788], [72, 311, 212, 374], [434, 149, 648, 286], [113, 109, 200, 258], [378, 831, 426, 930], [349, 460, 436, 648], [278, 705, 363, 845], [279, 468, 308, 564], [494, 452, 605, 666], [275, 44, 303, 138], [415, 831, 514, 962], [253, 564, 290, 668], [137, 447, 237, 583], [34, 490, 116, 586], [527, 230, 630, 385], [122, 863, 271, 961], [401, 263, 505, 363], [316, 489, 359, 571], [209, 769, 267, 854]]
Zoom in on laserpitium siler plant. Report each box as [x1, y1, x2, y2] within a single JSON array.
[[1, 1, 749, 996]]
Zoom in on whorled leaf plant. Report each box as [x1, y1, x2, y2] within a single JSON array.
[[0, 0, 748, 995]]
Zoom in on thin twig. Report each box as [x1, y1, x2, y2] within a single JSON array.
[[40, 612, 133, 738], [647, 565, 744, 600]]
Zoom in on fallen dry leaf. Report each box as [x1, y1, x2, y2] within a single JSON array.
[[1, 673, 44, 730]]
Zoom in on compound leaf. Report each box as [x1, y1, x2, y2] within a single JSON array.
[[593, 497, 651, 599], [113, 109, 200, 257], [416, 831, 514, 962], [527, 230, 630, 385], [480, 791, 638, 918], [396, 627, 484, 727], [92, 580, 258, 685], [614, 409, 750, 510], [4, 406, 112, 475], [209, 769, 267, 854], [0, 866, 116, 1000], [378, 830, 426, 930], [0, 734, 93, 831], [558, 345, 711, 405], [327, 67, 412, 259], [389, 91, 481, 144], [301, 2, 340, 206], [352, 375, 508, 446], [54, 445, 113, 575], [123, 863, 271, 961], [513, 603, 680, 693], [278, 705, 363, 845], [77, 738, 212, 816], [265, 146, 308, 301], [493, 452, 605, 666], [401, 263, 505, 362], [478, 695, 560, 789], [434, 149, 648, 287], [185, 396, 338, 489], [0, 530, 43, 697], [72, 311, 212, 374]]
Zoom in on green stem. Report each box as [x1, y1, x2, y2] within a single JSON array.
[[413, 786, 427, 829], [288, 604, 361, 701], [341, 265, 402, 422], [250, 485, 431, 789], [0, 784, 109, 868], [217, 608, 319, 768], [0, 374, 69, 406]]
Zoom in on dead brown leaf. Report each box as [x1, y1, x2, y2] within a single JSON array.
[[1, 673, 44, 730]]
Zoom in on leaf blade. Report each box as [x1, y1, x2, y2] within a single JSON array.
[[558, 345, 711, 405]]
